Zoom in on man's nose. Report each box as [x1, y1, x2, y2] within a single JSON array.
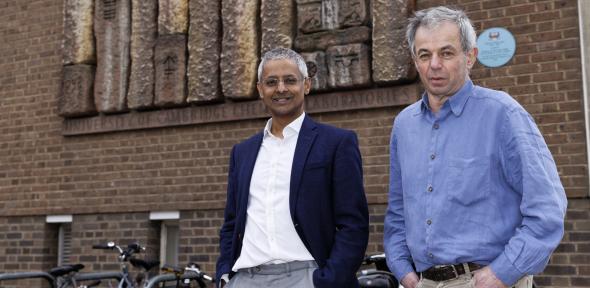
[[277, 80, 288, 92], [430, 55, 442, 69]]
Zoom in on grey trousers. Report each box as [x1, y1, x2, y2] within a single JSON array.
[[227, 260, 318, 288]]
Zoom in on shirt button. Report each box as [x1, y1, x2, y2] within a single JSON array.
[[427, 219, 432, 225], [433, 123, 439, 129], [429, 253, 434, 258], [427, 186, 433, 192], [430, 154, 435, 160]]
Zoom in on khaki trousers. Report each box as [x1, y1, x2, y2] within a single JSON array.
[[417, 274, 533, 288]]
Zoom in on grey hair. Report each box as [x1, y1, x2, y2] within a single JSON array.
[[257, 48, 308, 81], [406, 6, 477, 58]]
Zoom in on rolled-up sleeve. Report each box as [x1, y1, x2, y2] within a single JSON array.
[[491, 109, 568, 285]]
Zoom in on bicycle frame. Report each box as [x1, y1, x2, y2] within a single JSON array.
[[74, 271, 124, 287]]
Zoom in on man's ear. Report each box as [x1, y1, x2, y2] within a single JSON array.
[[304, 77, 312, 95], [466, 47, 478, 68], [256, 82, 263, 99]]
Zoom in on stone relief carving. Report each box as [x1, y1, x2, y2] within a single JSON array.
[[59, 0, 416, 125]]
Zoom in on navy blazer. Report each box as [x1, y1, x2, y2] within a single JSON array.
[[216, 115, 369, 287]]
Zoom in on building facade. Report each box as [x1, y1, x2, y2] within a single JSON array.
[[0, 0, 588, 287]]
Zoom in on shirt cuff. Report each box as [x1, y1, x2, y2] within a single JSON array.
[[489, 252, 524, 286], [389, 258, 415, 283], [221, 274, 230, 283]]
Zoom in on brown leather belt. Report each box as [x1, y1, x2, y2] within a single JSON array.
[[421, 263, 483, 282]]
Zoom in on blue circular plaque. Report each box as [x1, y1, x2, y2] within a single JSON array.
[[476, 27, 516, 68]]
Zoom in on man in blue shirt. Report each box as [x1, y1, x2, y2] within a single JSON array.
[[384, 6, 567, 288]]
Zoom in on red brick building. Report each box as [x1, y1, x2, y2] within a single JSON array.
[[0, 0, 588, 287]]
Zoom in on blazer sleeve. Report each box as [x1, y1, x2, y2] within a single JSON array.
[[216, 145, 238, 285], [313, 131, 370, 287]]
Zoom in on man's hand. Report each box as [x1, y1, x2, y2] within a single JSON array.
[[472, 266, 507, 288], [401, 272, 420, 288]]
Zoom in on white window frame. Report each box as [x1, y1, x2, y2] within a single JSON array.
[[46, 215, 73, 266], [150, 211, 180, 267]]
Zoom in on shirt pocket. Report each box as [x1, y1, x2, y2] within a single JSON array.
[[446, 157, 491, 206]]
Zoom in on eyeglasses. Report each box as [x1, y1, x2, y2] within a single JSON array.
[[260, 76, 306, 89]]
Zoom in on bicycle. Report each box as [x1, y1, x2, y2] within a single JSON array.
[[49, 263, 101, 288], [92, 241, 159, 288], [145, 262, 213, 288], [358, 253, 399, 288]]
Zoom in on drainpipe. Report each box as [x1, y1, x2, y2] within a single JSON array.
[[577, 0, 590, 196]]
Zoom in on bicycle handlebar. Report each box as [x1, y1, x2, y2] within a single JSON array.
[[92, 241, 145, 262]]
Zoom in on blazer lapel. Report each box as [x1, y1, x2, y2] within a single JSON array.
[[290, 116, 318, 221], [238, 132, 263, 219]]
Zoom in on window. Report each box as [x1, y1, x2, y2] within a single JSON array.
[[160, 221, 179, 266], [149, 211, 180, 267], [46, 215, 73, 265]]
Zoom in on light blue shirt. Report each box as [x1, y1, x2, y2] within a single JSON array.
[[384, 80, 567, 285]]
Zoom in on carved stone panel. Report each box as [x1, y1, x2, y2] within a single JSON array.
[[297, 0, 342, 33], [372, 0, 416, 84], [296, 0, 323, 33], [302, 51, 328, 92], [155, 35, 187, 107], [327, 43, 371, 88], [158, 0, 189, 35], [58, 65, 97, 117], [63, 0, 95, 65], [187, 0, 222, 103], [220, 0, 259, 99], [339, 0, 369, 28], [94, 0, 131, 113], [295, 26, 371, 52], [261, 0, 295, 54], [127, 0, 157, 110], [322, 0, 339, 30]]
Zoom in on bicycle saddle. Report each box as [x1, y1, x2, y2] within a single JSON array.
[[49, 263, 85, 277]]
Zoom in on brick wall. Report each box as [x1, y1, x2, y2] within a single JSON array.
[[0, 0, 588, 287], [536, 199, 590, 287], [0, 216, 57, 288]]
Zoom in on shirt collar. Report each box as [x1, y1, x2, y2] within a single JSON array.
[[263, 112, 306, 138], [415, 79, 474, 117]]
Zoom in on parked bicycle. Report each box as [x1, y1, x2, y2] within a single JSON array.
[[50, 263, 101, 288], [358, 253, 399, 288], [92, 241, 159, 288], [145, 262, 213, 288]]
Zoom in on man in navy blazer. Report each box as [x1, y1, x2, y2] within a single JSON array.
[[215, 48, 369, 287]]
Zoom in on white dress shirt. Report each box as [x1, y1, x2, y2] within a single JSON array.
[[232, 113, 314, 271]]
